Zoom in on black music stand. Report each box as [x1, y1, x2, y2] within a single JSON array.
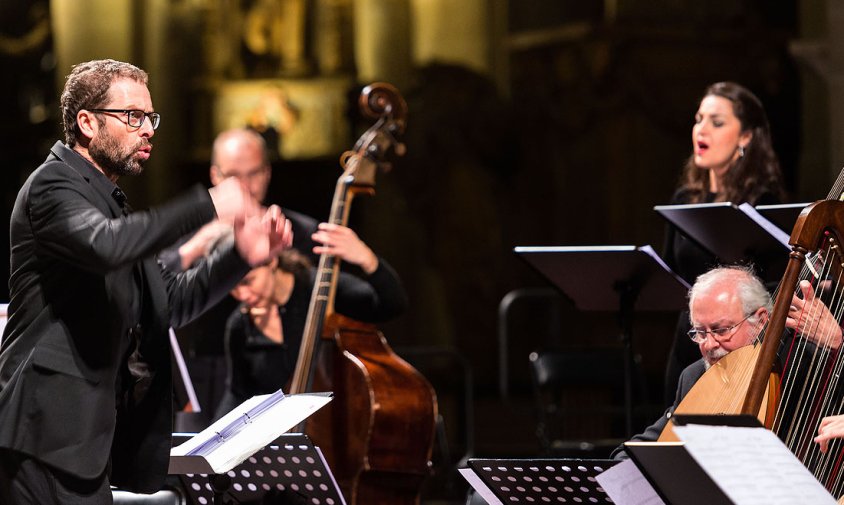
[[169, 391, 333, 504], [177, 434, 345, 505], [460, 458, 619, 504], [515, 245, 689, 436], [625, 415, 839, 505], [756, 202, 810, 234], [654, 202, 790, 264], [623, 442, 732, 505]]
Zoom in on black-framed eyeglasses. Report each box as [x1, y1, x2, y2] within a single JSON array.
[[88, 109, 161, 130], [687, 313, 754, 344]]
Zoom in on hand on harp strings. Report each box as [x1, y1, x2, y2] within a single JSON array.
[[815, 414, 844, 454], [785, 280, 843, 350]]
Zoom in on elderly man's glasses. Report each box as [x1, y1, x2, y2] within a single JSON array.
[[88, 109, 161, 130], [687, 313, 753, 344]]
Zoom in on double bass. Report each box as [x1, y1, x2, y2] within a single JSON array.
[[660, 168, 844, 499], [288, 83, 438, 504]]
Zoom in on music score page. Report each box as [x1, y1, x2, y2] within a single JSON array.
[[674, 424, 837, 505]]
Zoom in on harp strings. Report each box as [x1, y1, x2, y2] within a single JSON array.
[[770, 233, 844, 495]]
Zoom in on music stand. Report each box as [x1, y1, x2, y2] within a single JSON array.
[[625, 417, 839, 505], [515, 245, 689, 436], [169, 391, 333, 504], [654, 202, 790, 264], [756, 202, 810, 234], [623, 442, 732, 505], [178, 434, 345, 505], [459, 458, 618, 505]]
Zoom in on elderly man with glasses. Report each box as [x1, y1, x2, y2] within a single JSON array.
[[612, 265, 842, 460]]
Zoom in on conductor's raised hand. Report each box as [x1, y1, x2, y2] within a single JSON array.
[[234, 205, 293, 267], [208, 177, 257, 225]]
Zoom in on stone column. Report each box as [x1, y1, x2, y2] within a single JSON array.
[[410, 0, 492, 74], [354, 0, 412, 88], [51, 0, 133, 83]]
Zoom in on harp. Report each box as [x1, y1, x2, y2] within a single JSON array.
[[662, 170, 844, 497], [745, 195, 844, 496]]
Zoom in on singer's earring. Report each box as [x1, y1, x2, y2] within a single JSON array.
[[738, 145, 746, 158]]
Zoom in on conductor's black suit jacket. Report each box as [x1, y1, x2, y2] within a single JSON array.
[[0, 141, 250, 493]]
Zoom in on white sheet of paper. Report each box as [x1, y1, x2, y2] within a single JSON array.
[[674, 425, 837, 505], [171, 392, 332, 474], [595, 459, 666, 505]]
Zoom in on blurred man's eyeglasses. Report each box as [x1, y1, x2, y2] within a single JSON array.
[[88, 109, 161, 130], [687, 313, 753, 344], [217, 166, 270, 182]]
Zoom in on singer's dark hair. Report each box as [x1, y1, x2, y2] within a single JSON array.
[[678, 81, 785, 204]]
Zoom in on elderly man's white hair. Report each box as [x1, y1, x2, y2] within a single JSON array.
[[688, 265, 772, 326]]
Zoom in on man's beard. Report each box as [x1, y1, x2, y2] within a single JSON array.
[[703, 347, 730, 370], [89, 128, 149, 177]]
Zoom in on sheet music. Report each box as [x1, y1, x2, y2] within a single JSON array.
[[674, 425, 837, 505], [169, 327, 201, 412], [595, 459, 665, 505], [170, 391, 332, 474]]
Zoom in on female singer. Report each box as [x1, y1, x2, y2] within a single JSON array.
[[213, 223, 407, 420], [662, 81, 787, 402]]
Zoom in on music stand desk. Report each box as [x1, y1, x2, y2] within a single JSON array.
[[654, 202, 790, 263], [756, 202, 810, 234], [515, 245, 689, 436], [169, 391, 333, 504], [515, 245, 689, 312], [459, 458, 619, 505], [625, 415, 838, 505], [624, 442, 732, 505], [176, 433, 346, 505]]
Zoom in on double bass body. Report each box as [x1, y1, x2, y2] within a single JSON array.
[[307, 315, 437, 504]]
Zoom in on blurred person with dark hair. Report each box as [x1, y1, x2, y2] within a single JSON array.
[[214, 238, 406, 421]]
